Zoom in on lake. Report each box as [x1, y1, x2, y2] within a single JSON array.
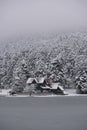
[[0, 96, 87, 130]]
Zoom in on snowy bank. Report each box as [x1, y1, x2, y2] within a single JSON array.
[[0, 89, 87, 97]]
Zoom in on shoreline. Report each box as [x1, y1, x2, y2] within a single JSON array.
[[1, 94, 87, 98], [0, 89, 87, 97]]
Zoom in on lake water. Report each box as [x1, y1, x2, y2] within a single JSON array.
[[0, 96, 87, 130]]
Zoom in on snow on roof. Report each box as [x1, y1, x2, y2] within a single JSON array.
[[27, 77, 46, 84], [51, 83, 58, 89], [37, 77, 46, 83], [58, 85, 64, 91], [41, 86, 51, 89], [27, 78, 37, 84], [51, 83, 64, 90]]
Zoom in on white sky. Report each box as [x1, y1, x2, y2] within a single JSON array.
[[0, 0, 87, 39]]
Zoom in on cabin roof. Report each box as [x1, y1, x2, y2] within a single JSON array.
[[37, 77, 46, 83], [40, 83, 64, 91], [27, 78, 37, 84], [27, 77, 46, 84], [51, 83, 58, 89], [51, 83, 64, 90]]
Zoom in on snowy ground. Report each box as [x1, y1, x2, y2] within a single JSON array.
[[0, 89, 87, 97], [0, 89, 11, 96]]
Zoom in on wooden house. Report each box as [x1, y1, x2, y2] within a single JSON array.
[[26, 77, 65, 95]]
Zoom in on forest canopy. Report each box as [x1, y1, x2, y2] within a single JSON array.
[[0, 30, 87, 89]]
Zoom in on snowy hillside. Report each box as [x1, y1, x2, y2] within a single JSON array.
[[0, 30, 87, 89]]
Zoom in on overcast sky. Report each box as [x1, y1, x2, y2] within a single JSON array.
[[0, 0, 87, 39]]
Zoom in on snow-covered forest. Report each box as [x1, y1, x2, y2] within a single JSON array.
[[0, 30, 87, 90]]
